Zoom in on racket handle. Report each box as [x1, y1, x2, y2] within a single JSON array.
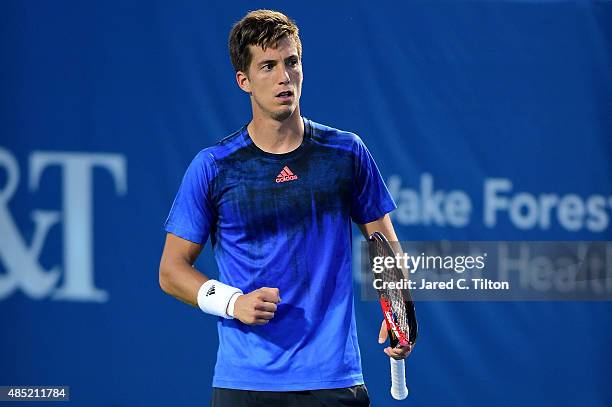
[[390, 358, 408, 400]]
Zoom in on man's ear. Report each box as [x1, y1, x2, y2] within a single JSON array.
[[236, 70, 251, 94]]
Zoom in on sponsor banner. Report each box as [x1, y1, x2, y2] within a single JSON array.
[[388, 174, 612, 233], [0, 147, 127, 302]]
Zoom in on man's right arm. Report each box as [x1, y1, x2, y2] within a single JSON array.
[[159, 232, 206, 307], [159, 232, 280, 324]]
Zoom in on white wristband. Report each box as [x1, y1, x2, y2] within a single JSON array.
[[226, 292, 242, 318], [197, 279, 243, 319]]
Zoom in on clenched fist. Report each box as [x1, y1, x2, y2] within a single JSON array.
[[233, 287, 281, 325]]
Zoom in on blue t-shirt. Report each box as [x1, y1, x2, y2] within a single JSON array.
[[165, 118, 396, 391]]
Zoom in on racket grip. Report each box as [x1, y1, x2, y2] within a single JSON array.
[[390, 358, 408, 400]]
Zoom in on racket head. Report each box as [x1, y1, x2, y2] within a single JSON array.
[[368, 231, 418, 347]]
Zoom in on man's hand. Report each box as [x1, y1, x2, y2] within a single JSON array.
[[378, 320, 414, 360], [233, 287, 281, 325]]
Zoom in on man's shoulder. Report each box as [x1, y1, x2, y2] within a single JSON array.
[[210, 126, 249, 158], [307, 118, 362, 151], [190, 126, 248, 167]]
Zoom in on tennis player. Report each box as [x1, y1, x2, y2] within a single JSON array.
[[159, 10, 412, 406]]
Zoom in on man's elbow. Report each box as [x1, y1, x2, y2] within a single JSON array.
[[158, 259, 173, 294]]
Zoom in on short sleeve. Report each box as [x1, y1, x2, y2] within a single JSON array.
[[164, 150, 218, 244], [350, 136, 397, 224]]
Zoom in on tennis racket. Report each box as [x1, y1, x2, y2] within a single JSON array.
[[368, 231, 418, 400]]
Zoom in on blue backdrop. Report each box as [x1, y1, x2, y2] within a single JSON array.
[[1, 1, 611, 406]]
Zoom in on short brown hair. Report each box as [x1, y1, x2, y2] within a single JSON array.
[[229, 10, 302, 74]]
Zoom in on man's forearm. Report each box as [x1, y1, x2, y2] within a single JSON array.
[[159, 260, 208, 307]]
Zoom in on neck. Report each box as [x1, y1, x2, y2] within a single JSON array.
[[247, 108, 304, 154]]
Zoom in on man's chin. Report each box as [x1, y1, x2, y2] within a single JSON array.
[[271, 106, 296, 122]]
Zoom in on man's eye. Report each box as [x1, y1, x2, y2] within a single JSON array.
[[288, 59, 298, 67], [263, 64, 274, 71]]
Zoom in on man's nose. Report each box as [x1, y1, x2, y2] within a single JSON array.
[[277, 65, 290, 84]]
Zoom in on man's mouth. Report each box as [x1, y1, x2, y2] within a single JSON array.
[[276, 91, 294, 98]]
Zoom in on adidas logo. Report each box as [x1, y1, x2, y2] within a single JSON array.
[[275, 166, 299, 183], [206, 285, 215, 296]]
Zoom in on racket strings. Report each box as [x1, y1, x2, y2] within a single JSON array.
[[382, 269, 410, 338], [373, 239, 411, 340], [369, 233, 418, 345]]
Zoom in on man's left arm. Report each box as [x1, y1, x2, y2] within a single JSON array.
[[357, 213, 414, 360]]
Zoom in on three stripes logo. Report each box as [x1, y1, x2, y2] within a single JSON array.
[[206, 285, 216, 296], [275, 166, 298, 183]]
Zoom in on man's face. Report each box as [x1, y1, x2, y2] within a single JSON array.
[[237, 36, 303, 122]]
